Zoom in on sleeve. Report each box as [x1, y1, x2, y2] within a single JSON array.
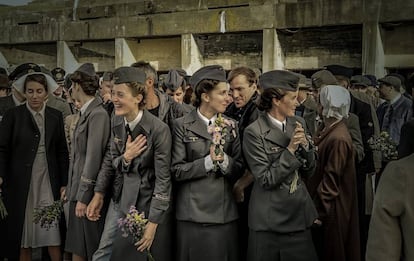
[[94, 140, 115, 195], [0, 109, 14, 181], [347, 114, 365, 163], [148, 123, 172, 224], [242, 126, 302, 190], [76, 110, 111, 204], [56, 112, 69, 187], [366, 161, 405, 261]]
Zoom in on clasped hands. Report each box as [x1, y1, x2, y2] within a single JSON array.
[[287, 122, 309, 154]]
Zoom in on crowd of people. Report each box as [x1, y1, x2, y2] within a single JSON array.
[[0, 61, 413, 261]]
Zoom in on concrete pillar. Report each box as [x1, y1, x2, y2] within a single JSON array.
[[57, 41, 79, 73], [262, 28, 284, 73], [0, 51, 8, 69], [181, 34, 203, 75], [362, 22, 386, 77], [115, 38, 136, 68]]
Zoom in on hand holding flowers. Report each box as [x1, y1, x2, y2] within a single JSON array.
[[118, 205, 155, 261], [367, 131, 398, 161]]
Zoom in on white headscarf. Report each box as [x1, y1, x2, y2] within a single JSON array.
[[12, 72, 59, 94], [319, 85, 351, 120]]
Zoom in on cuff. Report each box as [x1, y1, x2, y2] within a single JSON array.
[[204, 155, 214, 172]]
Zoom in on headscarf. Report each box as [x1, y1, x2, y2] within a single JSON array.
[[319, 85, 350, 120]]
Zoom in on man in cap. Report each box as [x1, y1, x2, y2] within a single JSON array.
[[0, 74, 10, 98], [99, 71, 114, 115], [295, 74, 318, 137], [161, 69, 193, 114], [377, 75, 412, 145], [51, 67, 66, 98]]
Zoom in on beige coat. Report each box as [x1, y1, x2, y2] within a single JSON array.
[[366, 153, 414, 261]]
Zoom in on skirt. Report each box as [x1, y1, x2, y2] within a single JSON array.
[[177, 220, 238, 261]]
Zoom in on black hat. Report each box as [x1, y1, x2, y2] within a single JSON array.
[[102, 71, 113, 81], [75, 63, 96, 77], [9, 63, 41, 81], [189, 65, 226, 89], [325, 64, 354, 79], [378, 76, 401, 89], [51, 67, 66, 83], [0, 67, 7, 76], [113, 67, 146, 84], [259, 70, 300, 91], [0, 74, 10, 89], [350, 75, 371, 87], [163, 69, 185, 91], [364, 74, 378, 87], [311, 70, 338, 89]]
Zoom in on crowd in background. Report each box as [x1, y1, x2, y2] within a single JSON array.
[[0, 61, 413, 261]]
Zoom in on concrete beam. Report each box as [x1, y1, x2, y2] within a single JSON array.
[[262, 28, 284, 72], [181, 34, 203, 75], [57, 41, 80, 73], [115, 38, 136, 68]]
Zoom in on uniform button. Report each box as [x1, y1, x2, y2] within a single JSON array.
[[35, 135, 39, 138]]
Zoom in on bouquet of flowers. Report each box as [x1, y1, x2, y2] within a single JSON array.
[[118, 206, 155, 261], [367, 131, 398, 161], [0, 191, 7, 220], [33, 199, 64, 230], [207, 113, 236, 171]]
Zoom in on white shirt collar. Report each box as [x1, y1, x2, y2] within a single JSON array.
[[26, 101, 46, 118], [267, 113, 286, 132], [124, 110, 144, 131], [197, 108, 217, 126], [80, 98, 95, 115]]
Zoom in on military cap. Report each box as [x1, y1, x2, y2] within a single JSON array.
[[325, 64, 354, 79], [364, 74, 378, 87], [163, 69, 185, 91], [350, 75, 371, 87], [9, 63, 41, 81], [259, 70, 300, 91], [75, 63, 96, 77], [0, 74, 10, 89], [295, 73, 312, 89], [51, 67, 66, 83], [64, 73, 72, 90], [102, 71, 113, 82], [311, 70, 338, 90], [113, 66, 146, 84], [0, 67, 7, 76], [378, 75, 401, 89], [175, 68, 190, 84], [387, 73, 405, 86], [189, 65, 226, 89]]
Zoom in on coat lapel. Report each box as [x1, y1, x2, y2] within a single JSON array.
[[185, 110, 212, 141], [260, 113, 290, 148], [44, 107, 54, 148], [112, 115, 127, 153]]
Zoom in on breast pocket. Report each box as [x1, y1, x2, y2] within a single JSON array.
[[183, 136, 209, 161], [264, 144, 283, 164]]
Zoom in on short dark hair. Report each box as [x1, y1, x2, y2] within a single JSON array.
[[24, 74, 48, 93], [125, 82, 147, 109], [131, 61, 157, 81], [227, 66, 257, 85], [257, 87, 288, 112], [192, 79, 219, 107], [70, 71, 99, 96]]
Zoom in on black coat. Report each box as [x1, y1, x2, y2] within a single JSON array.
[[398, 119, 414, 158], [0, 105, 69, 259]]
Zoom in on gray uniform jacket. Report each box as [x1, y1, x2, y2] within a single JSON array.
[[171, 109, 243, 224], [66, 98, 111, 204], [243, 112, 318, 233], [106, 111, 172, 224]]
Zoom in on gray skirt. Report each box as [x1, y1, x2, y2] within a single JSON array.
[[177, 220, 238, 261]]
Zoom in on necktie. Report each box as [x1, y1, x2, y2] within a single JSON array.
[[35, 112, 43, 129], [282, 123, 285, 133], [125, 123, 132, 137]]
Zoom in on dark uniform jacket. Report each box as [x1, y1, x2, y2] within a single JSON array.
[[66, 98, 110, 204], [398, 119, 414, 158], [0, 95, 15, 120], [242, 113, 317, 233], [0, 105, 69, 259], [171, 109, 243, 224]]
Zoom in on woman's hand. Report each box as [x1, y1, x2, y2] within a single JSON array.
[[287, 122, 307, 153], [123, 134, 148, 163], [210, 144, 224, 163], [60, 186, 66, 201], [136, 222, 158, 252], [86, 193, 104, 221], [75, 201, 88, 218]]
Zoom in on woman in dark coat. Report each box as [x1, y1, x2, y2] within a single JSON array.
[[0, 72, 69, 260], [171, 65, 243, 261], [64, 63, 111, 261], [306, 85, 360, 261], [242, 70, 318, 261]]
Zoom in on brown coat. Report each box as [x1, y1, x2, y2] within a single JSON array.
[[306, 120, 360, 261]]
